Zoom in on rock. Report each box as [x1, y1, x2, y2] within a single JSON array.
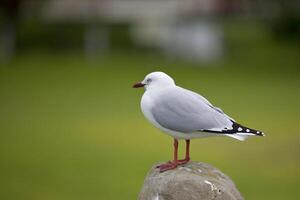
[[138, 162, 244, 200]]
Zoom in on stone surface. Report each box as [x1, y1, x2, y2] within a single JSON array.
[[138, 162, 244, 200]]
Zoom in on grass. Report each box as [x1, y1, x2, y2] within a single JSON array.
[[0, 24, 300, 200]]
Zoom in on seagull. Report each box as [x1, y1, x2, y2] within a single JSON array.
[[133, 71, 264, 172]]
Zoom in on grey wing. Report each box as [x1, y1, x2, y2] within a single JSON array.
[[151, 87, 233, 133], [189, 90, 235, 122]]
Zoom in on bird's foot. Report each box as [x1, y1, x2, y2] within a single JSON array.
[[165, 157, 190, 165], [177, 157, 190, 165], [156, 161, 178, 172]]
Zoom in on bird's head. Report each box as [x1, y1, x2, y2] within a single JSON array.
[[133, 71, 175, 90]]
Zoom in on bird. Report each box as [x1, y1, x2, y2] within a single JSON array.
[[133, 71, 264, 172]]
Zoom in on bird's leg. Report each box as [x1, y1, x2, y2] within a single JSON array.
[[178, 139, 190, 165], [156, 139, 179, 172]]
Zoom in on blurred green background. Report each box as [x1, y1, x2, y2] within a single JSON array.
[[1, 1, 300, 200]]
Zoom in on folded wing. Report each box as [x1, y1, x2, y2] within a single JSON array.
[[151, 87, 234, 133]]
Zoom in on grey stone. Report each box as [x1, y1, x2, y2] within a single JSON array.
[[138, 162, 244, 200]]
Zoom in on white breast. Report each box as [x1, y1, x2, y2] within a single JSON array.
[[140, 91, 160, 129]]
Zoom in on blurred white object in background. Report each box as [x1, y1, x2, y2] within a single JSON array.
[[39, 0, 224, 62], [132, 21, 223, 62], [160, 22, 223, 62]]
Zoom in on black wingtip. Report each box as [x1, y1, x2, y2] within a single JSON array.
[[232, 121, 265, 136], [200, 121, 265, 136]]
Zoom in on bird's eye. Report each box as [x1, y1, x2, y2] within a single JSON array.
[[146, 78, 152, 83]]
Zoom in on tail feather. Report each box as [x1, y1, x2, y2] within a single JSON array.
[[225, 134, 249, 141]]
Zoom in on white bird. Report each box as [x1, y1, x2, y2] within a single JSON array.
[[133, 71, 264, 172]]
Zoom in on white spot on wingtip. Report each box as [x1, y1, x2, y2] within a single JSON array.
[[257, 131, 260, 134], [238, 127, 243, 131], [246, 129, 250, 132]]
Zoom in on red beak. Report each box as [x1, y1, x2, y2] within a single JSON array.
[[133, 82, 145, 88]]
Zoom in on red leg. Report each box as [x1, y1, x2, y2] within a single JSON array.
[[178, 140, 190, 165], [157, 139, 179, 172]]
